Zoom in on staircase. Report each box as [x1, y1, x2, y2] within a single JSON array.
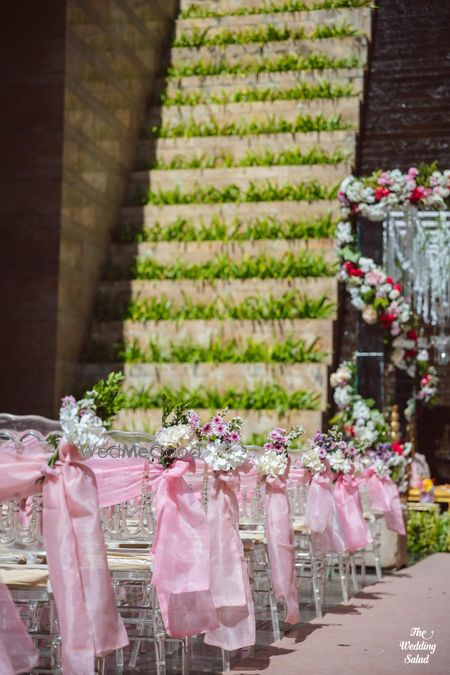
[[80, 0, 373, 441]]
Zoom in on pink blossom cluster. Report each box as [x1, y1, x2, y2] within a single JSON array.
[[200, 412, 243, 445]]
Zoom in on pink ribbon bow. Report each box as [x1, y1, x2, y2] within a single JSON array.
[[264, 466, 300, 625], [305, 472, 347, 554], [0, 582, 38, 674], [204, 469, 255, 651], [0, 439, 128, 675], [333, 474, 372, 552], [364, 470, 406, 535], [150, 459, 219, 638]]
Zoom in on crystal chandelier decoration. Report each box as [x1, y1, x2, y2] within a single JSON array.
[[384, 208, 450, 364]]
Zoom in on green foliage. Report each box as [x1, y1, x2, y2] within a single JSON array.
[[152, 147, 347, 171], [124, 251, 335, 281], [180, 0, 372, 19], [123, 383, 321, 412], [82, 372, 125, 427], [173, 23, 359, 48], [134, 180, 338, 206], [154, 113, 351, 139], [246, 432, 306, 450], [407, 510, 450, 560], [167, 53, 360, 78], [162, 82, 354, 107], [115, 336, 327, 364], [121, 292, 335, 321], [120, 214, 336, 244]]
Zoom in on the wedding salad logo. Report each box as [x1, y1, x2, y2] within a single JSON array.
[[400, 627, 437, 664]]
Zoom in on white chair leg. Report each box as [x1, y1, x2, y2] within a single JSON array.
[[350, 554, 359, 593], [181, 636, 190, 675], [338, 554, 349, 602], [222, 649, 231, 672]]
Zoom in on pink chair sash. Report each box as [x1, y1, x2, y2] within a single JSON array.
[[305, 473, 347, 553], [333, 474, 372, 552], [150, 459, 218, 637], [0, 582, 38, 674], [264, 467, 299, 624], [204, 470, 255, 651], [0, 440, 128, 675], [365, 471, 406, 535]]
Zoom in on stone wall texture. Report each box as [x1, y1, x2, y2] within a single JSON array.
[[0, 0, 177, 415]]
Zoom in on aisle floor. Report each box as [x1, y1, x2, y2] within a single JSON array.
[[232, 553, 450, 675]]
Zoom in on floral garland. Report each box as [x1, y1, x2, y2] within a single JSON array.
[[329, 360, 412, 492], [336, 166, 445, 412], [338, 167, 450, 221]]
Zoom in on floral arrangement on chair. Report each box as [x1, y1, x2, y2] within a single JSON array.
[[300, 426, 366, 478], [201, 409, 248, 471], [254, 425, 304, 477]]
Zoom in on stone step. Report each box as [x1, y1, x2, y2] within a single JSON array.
[[116, 407, 323, 440], [140, 130, 356, 166], [150, 96, 360, 128], [170, 36, 367, 69], [99, 277, 338, 309], [80, 362, 329, 404], [176, 7, 371, 37], [127, 162, 351, 200], [91, 318, 334, 355], [119, 199, 339, 227], [164, 67, 365, 95], [109, 238, 336, 269]]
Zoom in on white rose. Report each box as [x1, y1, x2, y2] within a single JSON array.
[[362, 306, 378, 325], [156, 424, 192, 447]]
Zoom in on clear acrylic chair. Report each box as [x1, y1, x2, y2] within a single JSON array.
[[0, 414, 62, 673], [94, 430, 191, 675]]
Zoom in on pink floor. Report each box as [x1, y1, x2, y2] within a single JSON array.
[[232, 553, 450, 675]]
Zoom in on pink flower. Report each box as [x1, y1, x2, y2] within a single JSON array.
[[407, 167, 419, 178]]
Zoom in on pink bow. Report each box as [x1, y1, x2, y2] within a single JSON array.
[[264, 464, 300, 624], [0, 440, 128, 675], [364, 470, 405, 535], [204, 469, 255, 651], [149, 459, 218, 637], [333, 474, 372, 551], [305, 472, 347, 553]]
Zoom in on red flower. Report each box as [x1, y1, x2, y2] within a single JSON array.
[[344, 261, 364, 277], [380, 312, 396, 328], [375, 187, 390, 201], [386, 277, 394, 285], [392, 442, 404, 455], [406, 329, 418, 341], [409, 186, 426, 203], [394, 283, 402, 292], [344, 423, 355, 437], [404, 349, 417, 359]]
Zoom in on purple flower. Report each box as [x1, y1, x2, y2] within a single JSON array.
[[188, 410, 200, 429]]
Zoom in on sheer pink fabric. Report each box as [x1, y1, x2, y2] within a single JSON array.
[[305, 473, 346, 553], [204, 470, 255, 651], [365, 471, 406, 535], [0, 582, 38, 674], [0, 440, 128, 675], [149, 459, 218, 637], [264, 464, 299, 624], [333, 474, 372, 551]]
